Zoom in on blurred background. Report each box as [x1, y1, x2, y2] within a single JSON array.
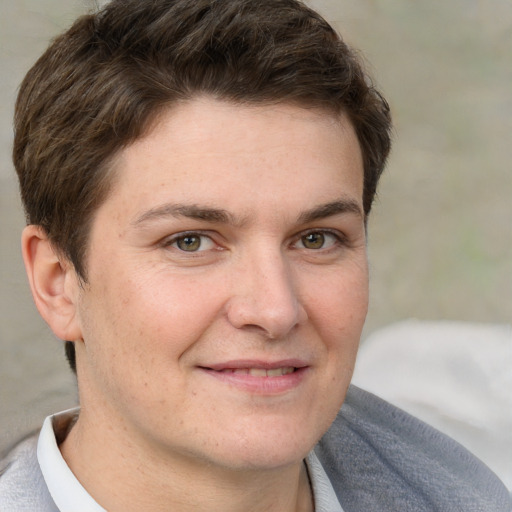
[[1, 0, 511, 474]]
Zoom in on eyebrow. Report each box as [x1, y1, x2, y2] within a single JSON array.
[[132, 204, 245, 227], [132, 198, 363, 228], [297, 199, 364, 224]]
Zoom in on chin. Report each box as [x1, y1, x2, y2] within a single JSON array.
[[213, 444, 311, 472], [200, 416, 328, 471]]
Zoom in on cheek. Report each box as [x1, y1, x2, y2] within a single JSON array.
[[304, 264, 368, 393], [85, 269, 226, 359], [305, 265, 369, 337]]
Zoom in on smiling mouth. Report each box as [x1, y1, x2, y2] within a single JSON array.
[[199, 363, 308, 393], [215, 367, 296, 377]]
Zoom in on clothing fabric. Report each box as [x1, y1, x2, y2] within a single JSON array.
[[305, 451, 344, 511], [315, 386, 512, 511], [37, 410, 106, 511], [1, 385, 510, 511], [351, 320, 512, 489]]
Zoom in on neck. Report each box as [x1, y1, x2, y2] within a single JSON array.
[[60, 410, 314, 512]]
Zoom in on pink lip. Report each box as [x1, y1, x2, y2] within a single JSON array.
[[198, 359, 310, 394], [204, 359, 308, 371]]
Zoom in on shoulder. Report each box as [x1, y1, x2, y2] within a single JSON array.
[[0, 432, 58, 512], [316, 385, 512, 512]]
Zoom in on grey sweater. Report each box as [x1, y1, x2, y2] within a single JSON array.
[[1, 386, 510, 511], [316, 386, 511, 511]]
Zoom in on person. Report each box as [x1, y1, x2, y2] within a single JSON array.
[[0, 0, 510, 510]]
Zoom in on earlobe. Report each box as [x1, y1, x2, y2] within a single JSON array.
[[21, 225, 83, 341]]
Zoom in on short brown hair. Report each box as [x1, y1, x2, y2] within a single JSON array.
[[14, 0, 391, 278], [14, 0, 392, 369]]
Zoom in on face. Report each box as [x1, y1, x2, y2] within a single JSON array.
[[71, 98, 368, 471]]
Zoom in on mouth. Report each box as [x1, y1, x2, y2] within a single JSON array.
[[214, 366, 296, 377], [198, 361, 309, 394]]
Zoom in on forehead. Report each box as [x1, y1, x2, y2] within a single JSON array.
[[104, 98, 364, 221]]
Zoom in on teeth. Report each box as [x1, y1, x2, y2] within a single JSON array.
[[266, 368, 284, 377], [249, 368, 268, 377], [221, 367, 296, 377]]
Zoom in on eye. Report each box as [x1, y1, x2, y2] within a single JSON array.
[[168, 233, 215, 252], [295, 231, 340, 250]]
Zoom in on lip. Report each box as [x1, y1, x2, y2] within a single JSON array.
[[198, 359, 310, 394]]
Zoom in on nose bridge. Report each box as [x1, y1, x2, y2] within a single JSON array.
[[227, 243, 305, 338]]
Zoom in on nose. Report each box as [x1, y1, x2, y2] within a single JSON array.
[[226, 248, 308, 339]]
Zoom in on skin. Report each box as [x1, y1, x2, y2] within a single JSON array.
[[23, 98, 368, 512]]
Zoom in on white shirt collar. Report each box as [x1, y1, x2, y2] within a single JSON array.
[[37, 409, 106, 512], [38, 409, 343, 512], [306, 451, 345, 511]]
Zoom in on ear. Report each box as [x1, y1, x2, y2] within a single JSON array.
[[21, 225, 83, 341]]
